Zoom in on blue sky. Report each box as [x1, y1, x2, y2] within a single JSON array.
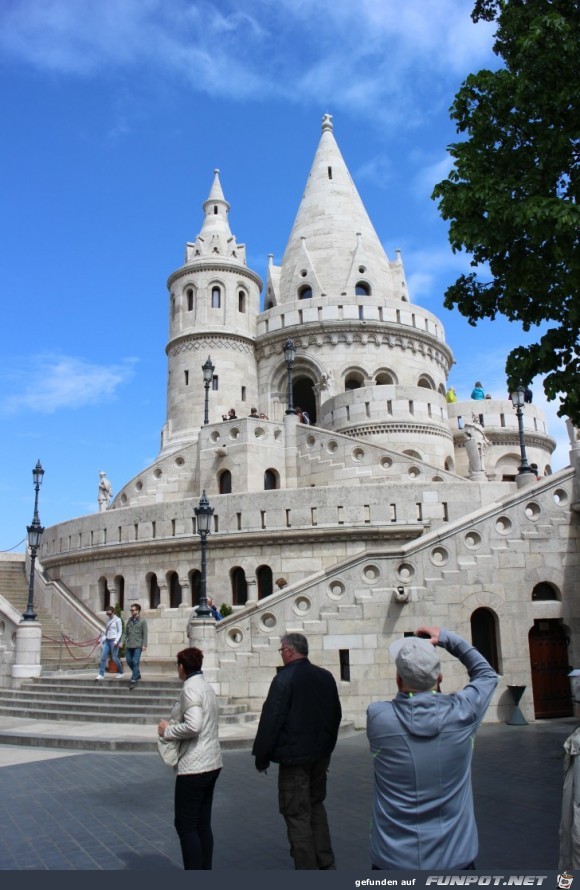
[[0, 0, 570, 552]]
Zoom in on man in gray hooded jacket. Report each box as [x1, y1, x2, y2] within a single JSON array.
[[367, 626, 498, 870]]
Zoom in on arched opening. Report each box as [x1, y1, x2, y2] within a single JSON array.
[[98, 577, 110, 611], [344, 372, 364, 391], [211, 286, 221, 309], [470, 607, 500, 673], [238, 290, 246, 313], [219, 469, 232, 494], [403, 449, 422, 460], [189, 569, 201, 606], [355, 281, 371, 296], [257, 565, 273, 599], [418, 375, 436, 390], [532, 582, 559, 601], [495, 453, 520, 482], [231, 567, 247, 606], [264, 469, 279, 490], [148, 573, 160, 609], [298, 285, 312, 300], [293, 376, 316, 424], [186, 287, 194, 311], [444, 457, 455, 472], [529, 621, 572, 718], [113, 575, 125, 610], [168, 571, 182, 608], [375, 371, 396, 385]]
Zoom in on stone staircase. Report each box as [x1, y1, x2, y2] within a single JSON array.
[[0, 675, 263, 751], [0, 560, 97, 670]]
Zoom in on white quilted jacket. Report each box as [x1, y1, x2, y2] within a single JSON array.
[[164, 673, 223, 775]]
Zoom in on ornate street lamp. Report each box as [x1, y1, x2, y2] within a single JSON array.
[[283, 338, 296, 415], [194, 490, 214, 618], [510, 386, 534, 476], [23, 460, 45, 621], [202, 355, 215, 426]]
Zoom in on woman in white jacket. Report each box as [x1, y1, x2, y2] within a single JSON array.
[[158, 647, 222, 869]]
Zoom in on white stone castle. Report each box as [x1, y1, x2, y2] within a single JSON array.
[[34, 115, 580, 725]]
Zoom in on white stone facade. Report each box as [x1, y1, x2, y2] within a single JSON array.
[[34, 116, 579, 727]]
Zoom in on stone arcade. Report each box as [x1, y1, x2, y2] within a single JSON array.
[[8, 116, 580, 726]]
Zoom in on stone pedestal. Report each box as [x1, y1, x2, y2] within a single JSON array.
[[515, 472, 536, 490], [187, 618, 220, 692], [11, 621, 42, 679]]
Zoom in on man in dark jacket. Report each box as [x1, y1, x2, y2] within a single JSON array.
[[252, 632, 342, 870]]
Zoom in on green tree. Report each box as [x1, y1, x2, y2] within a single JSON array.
[[432, 0, 580, 424]]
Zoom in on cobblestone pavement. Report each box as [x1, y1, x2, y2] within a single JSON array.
[[0, 718, 575, 871]]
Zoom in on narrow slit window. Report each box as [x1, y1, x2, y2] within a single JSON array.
[[328, 166, 333, 179], [339, 650, 350, 682]]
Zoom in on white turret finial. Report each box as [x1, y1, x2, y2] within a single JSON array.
[[321, 113, 333, 132]]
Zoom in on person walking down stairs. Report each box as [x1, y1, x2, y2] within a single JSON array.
[[96, 607, 124, 680], [122, 603, 148, 689]]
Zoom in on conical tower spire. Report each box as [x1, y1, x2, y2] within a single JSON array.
[[277, 114, 397, 304]]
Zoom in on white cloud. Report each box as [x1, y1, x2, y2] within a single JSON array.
[[0, 355, 137, 415], [0, 0, 497, 123]]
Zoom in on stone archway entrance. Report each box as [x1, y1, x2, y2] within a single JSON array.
[[528, 620, 572, 718], [293, 376, 316, 423]]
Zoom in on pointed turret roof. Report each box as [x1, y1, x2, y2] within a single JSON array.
[[277, 115, 396, 304], [183, 168, 248, 265]]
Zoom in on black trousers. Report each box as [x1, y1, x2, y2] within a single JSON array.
[[278, 758, 336, 870], [174, 768, 221, 870]]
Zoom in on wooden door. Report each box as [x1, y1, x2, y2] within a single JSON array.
[[529, 621, 572, 718]]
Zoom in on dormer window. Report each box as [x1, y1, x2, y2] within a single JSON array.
[[355, 281, 371, 296], [298, 285, 312, 300]]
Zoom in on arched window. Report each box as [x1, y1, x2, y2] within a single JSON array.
[[168, 572, 182, 608], [238, 290, 246, 313], [355, 281, 371, 296], [418, 375, 436, 390], [189, 569, 201, 606], [470, 608, 499, 672], [231, 567, 247, 606], [345, 373, 364, 391], [257, 565, 273, 599], [298, 285, 312, 300], [444, 457, 455, 472], [113, 575, 125, 610], [211, 286, 221, 309], [264, 469, 279, 490], [186, 288, 194, 311], [375, 371, 396, 385], [148, 573, 160, 609], [219, 469, 232, 494], [532, 582, 559, 601], [99, 577, 110, 611]]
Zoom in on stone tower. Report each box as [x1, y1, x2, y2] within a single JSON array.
[[160, 169, 263, 456], [258, 114, 456, 468]]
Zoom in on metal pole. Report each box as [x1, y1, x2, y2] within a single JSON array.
[[197, 529, 211, 617], [515, 403, 533, 475], [203, 379, 211, 425]]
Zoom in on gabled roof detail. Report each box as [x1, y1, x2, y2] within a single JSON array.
[[277, 115, 397, 304]]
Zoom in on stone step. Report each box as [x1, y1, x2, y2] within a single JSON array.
[[3, 675, 259, 728], [0, 715, 356, 753]]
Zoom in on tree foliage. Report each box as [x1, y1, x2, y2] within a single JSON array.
[[432, 0, 580, 424]]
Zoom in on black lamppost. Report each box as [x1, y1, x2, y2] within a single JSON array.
[[23, 460, 45, 621], [510, 386, 534, 476], [194, 490, 214, 618], [283, 338, 296, 414], [202, 356, 215, 425]]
